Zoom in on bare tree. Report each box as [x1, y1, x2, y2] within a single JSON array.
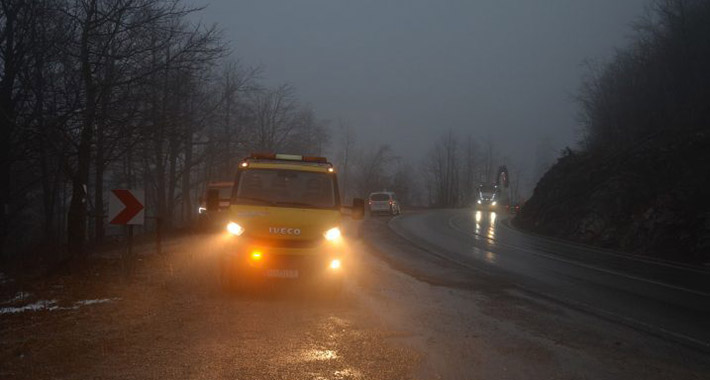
[[281, 106, 330, 156], [460, 135, 480, 206], [249, 83, 298, 152], [0, 0, 328, 261], [390, 162, 417, 206], [426, 129, 460, 207], [332, 121, 356, 202], [203, 60, 261, 183], [352, 144, 397, 198], [578, 0, 710, 153]]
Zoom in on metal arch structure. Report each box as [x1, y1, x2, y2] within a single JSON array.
[[496, 165, 509, 188]]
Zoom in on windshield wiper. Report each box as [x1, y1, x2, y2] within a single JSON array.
[[236, 196, 274, 205], [237, 198, 330, 208], [273, 201, 319, 208]]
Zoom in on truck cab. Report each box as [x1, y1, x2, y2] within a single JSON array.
[[220, 153, 364, 291]]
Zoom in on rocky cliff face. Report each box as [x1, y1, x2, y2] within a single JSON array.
[[515, 131, 710, 264]]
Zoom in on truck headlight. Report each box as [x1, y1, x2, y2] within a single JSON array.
[[226, 222, 244, 236], [330, 259, 341, 269], [324, 227, 341, 241]]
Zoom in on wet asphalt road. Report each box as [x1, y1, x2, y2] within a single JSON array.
[[3, 210, 710, 379], [386, 209, 710, 350]]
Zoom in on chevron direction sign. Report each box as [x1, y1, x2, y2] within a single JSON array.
[[109, 189, 145, 225]]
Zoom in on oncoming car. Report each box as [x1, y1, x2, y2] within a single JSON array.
[[220, 153, 364, 293], [368, 191, 401, 216], [475, 184, 500, 211]]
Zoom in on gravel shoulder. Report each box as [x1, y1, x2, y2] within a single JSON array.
[[0, 233, 418, 380]]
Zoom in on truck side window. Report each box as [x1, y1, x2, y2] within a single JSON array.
[[207, 189, 220, 211]]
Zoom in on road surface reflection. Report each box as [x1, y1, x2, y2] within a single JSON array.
[[474, 210, 497, 242], [473, 210, 498, 263]]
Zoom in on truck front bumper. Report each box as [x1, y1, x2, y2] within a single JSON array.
[[221, 239, 344, 282]]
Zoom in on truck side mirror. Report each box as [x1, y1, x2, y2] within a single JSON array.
[[206, 189, 220, 211], [352, 198, 365, 220]]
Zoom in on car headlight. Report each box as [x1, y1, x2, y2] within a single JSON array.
[[477, 200, 482, 204], [226, 222, 244, 236], [324, 227, 342, 241], [492, 201, 497, 206]]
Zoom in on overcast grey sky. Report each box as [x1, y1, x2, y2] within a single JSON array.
[[192, 0, 647, 181]]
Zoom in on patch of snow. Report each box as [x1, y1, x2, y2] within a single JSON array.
[[7, 291, 32, 303], [0, 297, 120, 314], [74, 298, 120, 306], [0, 300, 58, 314]]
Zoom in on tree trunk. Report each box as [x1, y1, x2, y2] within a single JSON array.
[[154, 133, 166, 227], [0, 117, 10, 258], [67, 124, 92, 260], [167, 131, 179, 224], [93, 66, 111, 243], [94, 146, 105, 242], [182, 127, 193, 224], [68, 2, 97, 260], [39, 134, 60, 242], [0, 5, 18, 258]]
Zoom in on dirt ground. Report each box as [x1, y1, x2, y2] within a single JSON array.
[[0, 234, 418, 380]]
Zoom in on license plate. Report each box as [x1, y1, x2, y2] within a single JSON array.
[[265, 269, 299, 279]]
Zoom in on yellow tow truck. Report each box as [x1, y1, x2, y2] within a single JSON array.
[[220, 153, 364, 292]]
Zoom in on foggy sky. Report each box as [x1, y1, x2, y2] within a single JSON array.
[[192, 0, 647, 188]]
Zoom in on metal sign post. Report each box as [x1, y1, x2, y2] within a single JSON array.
[[109, 189, 145, 276]]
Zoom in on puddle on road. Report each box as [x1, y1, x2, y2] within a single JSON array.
[[311, 367, 363, 380], [301, 348, 339, 361], [334, 367, 363, 379], [283, 347, 341, 364]]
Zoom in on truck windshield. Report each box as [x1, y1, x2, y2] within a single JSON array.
[[218, 187, 232, 199], [479, 185, 497, 198], [234, 169, 336, 209]]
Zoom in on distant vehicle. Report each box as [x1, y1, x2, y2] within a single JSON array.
[[221, 153, 365, 293], [368, 191, 401, 216], [506, 202, 521, 214], [197, 181, 232, 230], [475, 184, 500, 211]]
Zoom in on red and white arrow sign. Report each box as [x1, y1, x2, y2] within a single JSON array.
[[109, 189, 145, 225]]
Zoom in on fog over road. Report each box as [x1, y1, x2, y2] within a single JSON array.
[[362, 212, 710, 378], [386, 209, 710, 350], [2, 212, 710, 379]]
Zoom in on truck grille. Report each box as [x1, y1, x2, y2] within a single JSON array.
[[243, 235, 323, 249]]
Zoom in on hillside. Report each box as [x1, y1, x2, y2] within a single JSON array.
[[515, 130, 710, 264]]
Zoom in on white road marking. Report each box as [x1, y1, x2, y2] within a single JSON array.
[[445, 214, 710, 298]]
